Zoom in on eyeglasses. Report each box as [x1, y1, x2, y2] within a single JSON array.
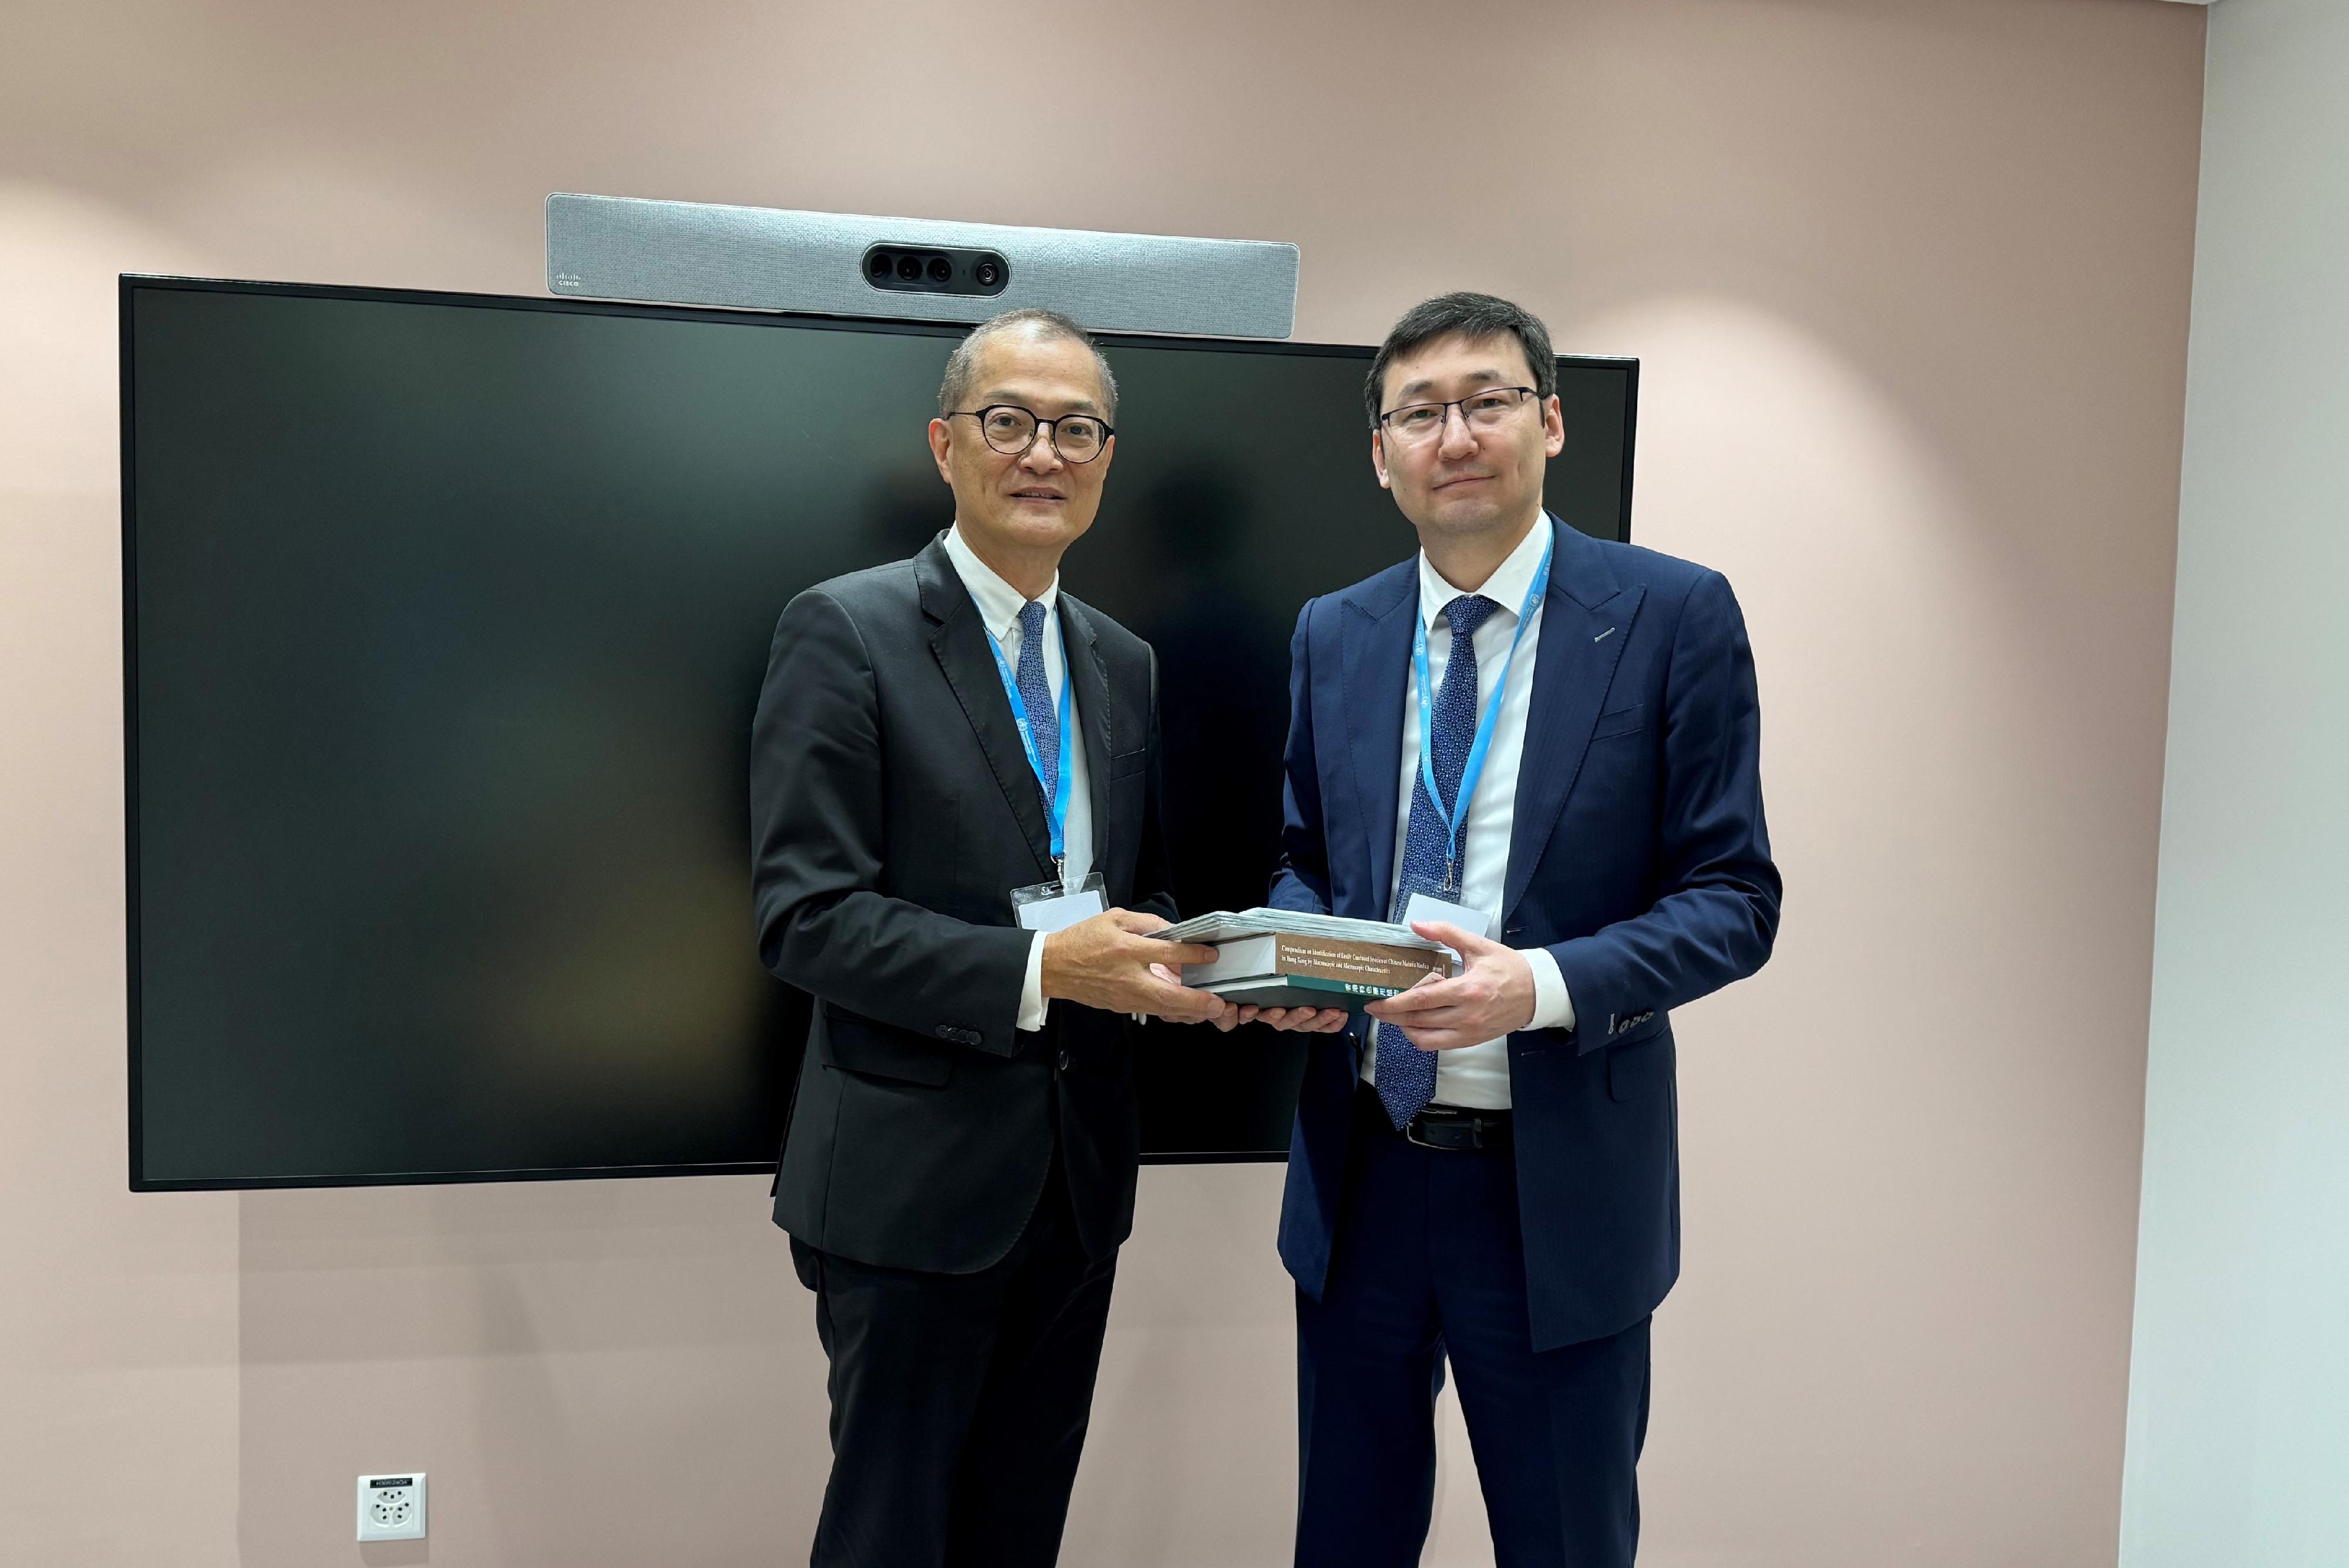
[[947, 405, 1114, 465], [1375, 386, 1540, 446]]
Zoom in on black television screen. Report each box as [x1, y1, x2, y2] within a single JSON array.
[[122, 276, 1635, 1188]]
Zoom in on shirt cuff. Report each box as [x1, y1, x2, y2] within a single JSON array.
[[1523, 947, 1576, 1034], [1017, 930, 1049, 1032]]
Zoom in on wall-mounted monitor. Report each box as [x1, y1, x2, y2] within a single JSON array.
[[121, 275, 1636, 1188]]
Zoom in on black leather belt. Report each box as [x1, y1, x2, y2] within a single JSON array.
[[1406, 1104, 1511, 1152], [1360, 1095, 1509, 1152], [1355, 1083, 1512, 1151]]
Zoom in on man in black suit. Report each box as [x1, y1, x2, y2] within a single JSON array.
[[749, 308, 1230, 1568]]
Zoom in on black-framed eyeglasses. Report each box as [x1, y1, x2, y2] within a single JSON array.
[[947, 405, 1115, 464], [1374, 386, 1540, 445]]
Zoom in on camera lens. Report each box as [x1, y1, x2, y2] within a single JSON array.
[[926, 256, 952, 284], [868, 252, 893, 280], [975, 260, 1002, 288], [896, 255, 922, 281]]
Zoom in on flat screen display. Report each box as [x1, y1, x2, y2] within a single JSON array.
[[122, 277, 1635, 1187]]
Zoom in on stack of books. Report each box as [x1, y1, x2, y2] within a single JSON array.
[[1152, 909, 1456, 1012]]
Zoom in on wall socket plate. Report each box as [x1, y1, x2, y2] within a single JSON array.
[[356, 1473, 426, 1541]]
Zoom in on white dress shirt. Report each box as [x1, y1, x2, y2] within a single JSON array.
[[1362, 516, 1576, 1109], [941, 524, 1092, 1034]]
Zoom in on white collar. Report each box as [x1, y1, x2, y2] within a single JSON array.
[[1417, 513, 1553, 631], [944, 522, 1059, 641]]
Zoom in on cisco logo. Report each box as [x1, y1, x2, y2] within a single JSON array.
[[551, 271, 584, 291]]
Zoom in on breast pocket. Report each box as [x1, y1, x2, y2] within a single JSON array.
[[1590, 702, 1645, 741], [1108, 748, 1147, 780]]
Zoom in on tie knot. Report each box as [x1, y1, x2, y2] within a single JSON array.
[[1443, 594, 1500, 643], [1018, 600, 1049, 640]]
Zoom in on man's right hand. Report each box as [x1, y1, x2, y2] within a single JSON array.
[[1248, 1006, 1352, 1034], [1042, 909, 1226, 1022]]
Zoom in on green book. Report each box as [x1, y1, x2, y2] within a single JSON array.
[[1202, 974, 1411, 1014]]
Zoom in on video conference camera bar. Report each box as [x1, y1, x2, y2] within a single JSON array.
[[545, 193, 1300, 339]]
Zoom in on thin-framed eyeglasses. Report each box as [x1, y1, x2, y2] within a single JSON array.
[[947, 405, 1115, 464], [1375, 386, 1540, 446]]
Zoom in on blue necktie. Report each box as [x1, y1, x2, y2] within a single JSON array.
[[1015, 600, 1059, 813], [1374, 593, 1500, 1129]]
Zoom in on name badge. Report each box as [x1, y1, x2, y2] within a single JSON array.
[[1012, 871, 1108, 933], [1402, 890, 1492, 964]]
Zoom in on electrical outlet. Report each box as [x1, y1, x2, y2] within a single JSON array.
[[356, 1473, 426, 1542]]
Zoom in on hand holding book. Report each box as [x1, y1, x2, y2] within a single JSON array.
[[1361, 920, 1538, 1050], [1145, 909, 1459, 1033], [1246, 1002, 1352, 1033], [1043, 909, 1236, 1025]]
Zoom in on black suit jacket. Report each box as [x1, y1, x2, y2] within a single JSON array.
[[750, 534, 1177, 1274]]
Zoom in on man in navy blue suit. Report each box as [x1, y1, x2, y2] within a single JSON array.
[[1249, 293, 1781, 1566]]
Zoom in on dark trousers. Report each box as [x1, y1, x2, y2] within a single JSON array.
[[790, 1163, 1118, 1568], [1295, 1087, 1651, 1568]]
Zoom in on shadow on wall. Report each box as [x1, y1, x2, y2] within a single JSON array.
[[1560, 289, 2160, 1566], [0, 181, 216, 493]]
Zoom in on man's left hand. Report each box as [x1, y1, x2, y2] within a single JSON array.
[[1362, 921, 1536, 1050]]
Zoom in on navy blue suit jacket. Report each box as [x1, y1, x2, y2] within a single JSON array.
[[1270, 519, 1781, 1351]]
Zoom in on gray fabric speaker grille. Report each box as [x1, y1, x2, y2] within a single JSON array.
[[545, 194, 1298, 339]]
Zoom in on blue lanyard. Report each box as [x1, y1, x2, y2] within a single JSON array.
[[1411, 526, 1553, 896], [982, 611, 1077, 874]]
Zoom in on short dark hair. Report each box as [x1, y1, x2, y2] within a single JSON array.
[[939, 307, 1119, 421], [1365, 292, 1556, 428]]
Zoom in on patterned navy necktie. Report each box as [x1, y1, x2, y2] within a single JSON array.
[[1374, 592, 1500, 1129], [1015, 600, 1059, 810]]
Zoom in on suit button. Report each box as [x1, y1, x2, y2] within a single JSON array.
[[933, 1025, 955, 1040], [1056, 1049, 1072, 1072]]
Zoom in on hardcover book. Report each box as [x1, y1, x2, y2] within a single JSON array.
[[1156, 911, 1456, 1013]]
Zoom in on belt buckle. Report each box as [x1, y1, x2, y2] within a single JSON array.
[[1405, 1113, 1473, 1152]]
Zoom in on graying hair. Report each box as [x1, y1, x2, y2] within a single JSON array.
[[938, 308, 1119, 422]]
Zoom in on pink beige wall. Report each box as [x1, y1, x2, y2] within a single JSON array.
[[0, 1, 2202, 1562]]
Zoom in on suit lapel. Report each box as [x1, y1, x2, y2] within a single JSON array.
[[1341, 564, 1417, 921], [1503, 528, 1643, 920], [1059, 594, 1113, 877], [916, 539, 1055, 879]]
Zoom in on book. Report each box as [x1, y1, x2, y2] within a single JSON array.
[[1187, 975, 1411, 1013], [1183, 933, 1451, 994], [1150, 907, 1450, 953], [1155, 911, 1456, 1013]]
